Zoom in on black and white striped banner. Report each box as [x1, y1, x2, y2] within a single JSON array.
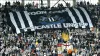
[[7, 7, 94, 34]]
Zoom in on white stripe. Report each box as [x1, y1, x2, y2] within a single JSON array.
[[80, 7, 93, 28], [48, 18, 52, 22], [9, 12, 20, 34], [16, 12, 27, 32], [66, 8, 78, 28], [24, 11, 35, 31], [73, 8, 85, 28], [51, 17, 55, 21]]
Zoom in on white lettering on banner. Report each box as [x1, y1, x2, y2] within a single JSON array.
[[28, 11, 47, 15], [50, 24, 54, 28], [78, 23, 88, 27], [74, 23, 79, 28], [32, 23, 62, 30], [63, 23, 88, 28], [57, 23, 62, 28], [35, 26, 42, 29], [42, 25, 50, 29], [21, 23, 88, 30], [63, 23, 79, 28], [63, 23, 68, 28], [49, 10, 66, 14], [28, 9, 90, 15], [28, 10, 67, 15], [53, 24, 57, 28]]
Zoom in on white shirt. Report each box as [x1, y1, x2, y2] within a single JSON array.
[[0, 48, 4, 53], [93, 54, 97, 56], [36, 47, 39, 50], [69, 36, 73, 40], [53, 50, 55, 53], [72, 52, 75, 56], [5, 49, 8, 54], [44, 53, 46, 56]]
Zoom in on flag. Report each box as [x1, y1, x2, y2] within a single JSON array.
[[6, 7, 94, 34], [62, 32, 69, 41]]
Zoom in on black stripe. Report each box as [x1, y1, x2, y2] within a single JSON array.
[[83, 7, 94, 26], [7, 13, 16, 33], [13, 12, 24, 32], [30, 15, 40, 26], [20, 11, 30, 28], [63, 11, 73, 23], [77, 7, 89, 28], [69, 8, 80, 23], [23, 11, 32, 31]]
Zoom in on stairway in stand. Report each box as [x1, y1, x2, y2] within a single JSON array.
[[0, 12, 3, 32]]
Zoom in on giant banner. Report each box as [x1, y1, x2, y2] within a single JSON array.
[[7, 7, 94, 34]]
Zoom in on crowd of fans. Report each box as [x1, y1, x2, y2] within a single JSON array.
[[0, 1, 100, 56], [0, 30, 100, 56]]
